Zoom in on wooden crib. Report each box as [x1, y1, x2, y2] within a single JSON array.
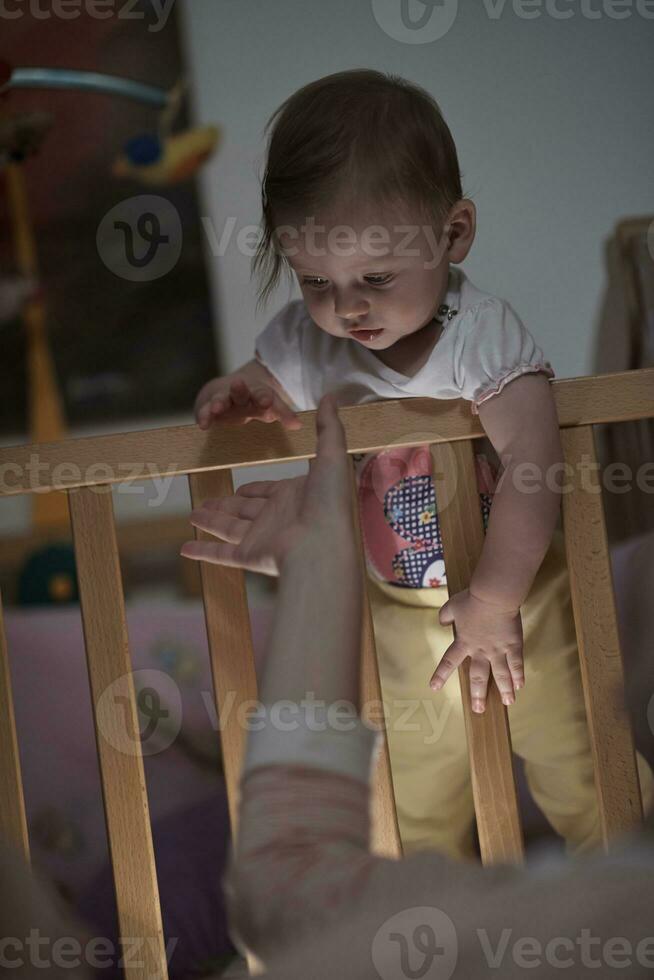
[[1, 367, 652, 980]]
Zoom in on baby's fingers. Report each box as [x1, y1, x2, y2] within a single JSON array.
[[429, 642, 466, 692], [259, 390, 302, 430], [229, 376, 253, 407], [489, 656, 516, 708], [506, 648, 525, 692], [469, 656, 492, 713], [198, 394, 230, 429], [197, 399, 218, 429]]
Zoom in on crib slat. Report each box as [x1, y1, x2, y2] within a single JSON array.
[[68, 487, 168, 980], [560, 425, 643, 843], [350, 464, 402, 859], [430, 441, 524, 866], [188, 470, 259, 837], [0, 593, 30, 862]]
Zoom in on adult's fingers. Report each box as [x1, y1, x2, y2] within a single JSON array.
[[315, 392, 347, 457], [198, 495, 265, 522], [180, 539, 276, 576], [309, 393, 349, 478], [305, 393, 351, 512], [235, 480, 279, 498], [189, 507, 250, 544], [179, 539, 240, 565]]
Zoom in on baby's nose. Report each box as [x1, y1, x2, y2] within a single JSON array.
[[334, 291, 369, 321]]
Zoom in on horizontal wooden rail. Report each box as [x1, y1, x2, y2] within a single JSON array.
[[1, 369, 653, 497]]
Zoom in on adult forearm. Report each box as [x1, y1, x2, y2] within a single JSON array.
[[470, 456, 562, 610], [258, 536, 364, 711]]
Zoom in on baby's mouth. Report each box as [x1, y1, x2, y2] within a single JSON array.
[[349, 327, 384, 342]]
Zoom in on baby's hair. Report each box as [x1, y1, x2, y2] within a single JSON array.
[[252, 68, 464, 312]]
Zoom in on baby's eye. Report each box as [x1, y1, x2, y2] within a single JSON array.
[[364, 275, 393, 286], [301, 275, 393, 288]]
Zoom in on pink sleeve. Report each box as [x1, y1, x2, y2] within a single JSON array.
[[221, 715, 382, 962], [223, 765, 378, 963]]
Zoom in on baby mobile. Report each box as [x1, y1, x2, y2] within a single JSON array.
[[0, 60, 220, 604]]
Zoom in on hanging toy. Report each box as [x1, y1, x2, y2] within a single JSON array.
[[0, 65, 221, 185], [112, 124, 220, 185], [111, 80, 220, 185]]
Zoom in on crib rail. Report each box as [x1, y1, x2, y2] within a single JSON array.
[[68, 487, 167, 980], [0, 598, 29, 862], [1, 366, 652, 979]]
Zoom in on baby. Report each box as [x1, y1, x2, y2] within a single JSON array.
[[192, 69, 653, 860]]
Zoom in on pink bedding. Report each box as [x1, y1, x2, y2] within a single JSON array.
[[5, 599, 272, 901]]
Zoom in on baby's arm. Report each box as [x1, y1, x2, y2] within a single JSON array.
[[468, 371, 563, 610], [429, 371, 563, 709]]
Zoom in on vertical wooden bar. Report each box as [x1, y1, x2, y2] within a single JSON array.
[[350, 464, 402, 859], [560, 425, 643, 844], [188, 470, 268, 978], [0, 592, 30, 862], [68, 487, 168, 980], [431, 441, 524, 865], [188, 470, 259, 837]]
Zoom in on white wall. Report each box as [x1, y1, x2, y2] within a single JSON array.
[[180, 0, 654, 377]]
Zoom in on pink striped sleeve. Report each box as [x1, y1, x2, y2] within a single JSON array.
[[222, 716, 381, 962]]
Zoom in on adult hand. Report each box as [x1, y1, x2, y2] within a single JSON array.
[[181, 392, 354, 575]]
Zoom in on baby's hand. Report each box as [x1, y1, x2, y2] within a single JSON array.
[[194, 374, 301, 431], [430, 589, 524, 713]]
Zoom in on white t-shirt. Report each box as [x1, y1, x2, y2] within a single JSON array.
[[254, 267, 555, 590], [254, 265, 554, 416]]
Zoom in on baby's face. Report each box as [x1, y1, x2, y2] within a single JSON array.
[[278, 206, 452, 350]]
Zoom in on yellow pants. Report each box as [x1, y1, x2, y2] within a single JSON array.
[[366, 528, 654, 861]]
